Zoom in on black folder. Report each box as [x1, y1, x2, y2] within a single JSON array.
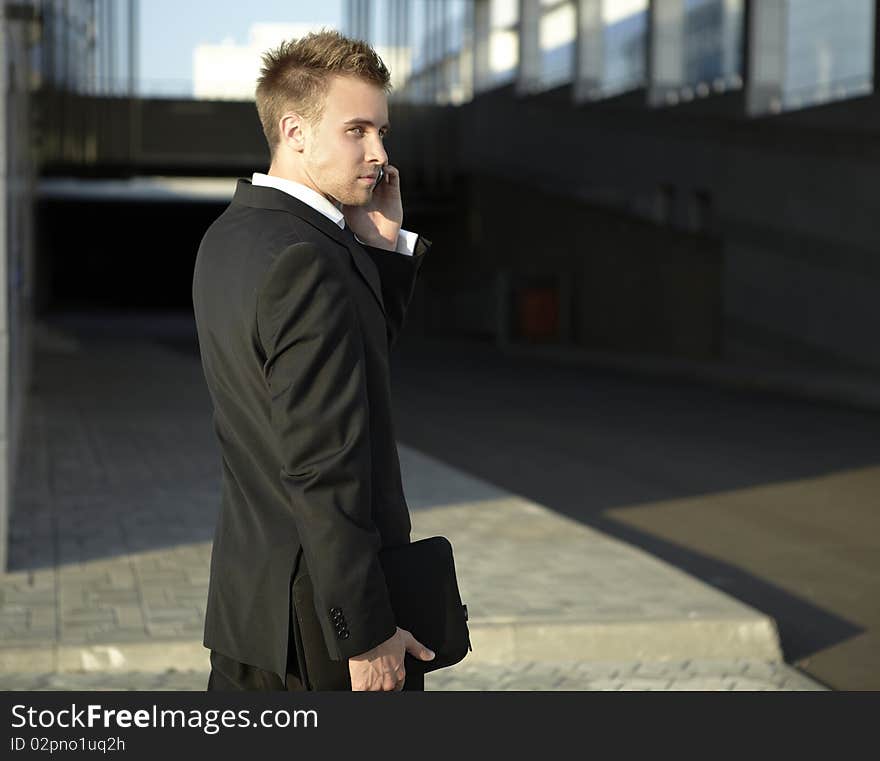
[[291, 536, 471, 690]]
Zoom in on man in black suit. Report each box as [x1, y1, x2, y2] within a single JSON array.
[[192, 30, 435, 691]]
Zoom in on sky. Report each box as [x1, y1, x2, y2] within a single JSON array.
[[139, 0, 343, 95]]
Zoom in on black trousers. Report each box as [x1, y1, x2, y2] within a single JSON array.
[[206, 556, 424, 692], [206, 649, 425, 691], [206, 649, 307, 691]]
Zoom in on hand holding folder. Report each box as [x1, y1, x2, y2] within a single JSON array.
[[292, 536, 471, 690]]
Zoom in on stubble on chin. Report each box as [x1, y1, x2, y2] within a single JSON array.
[[341, 188, 372, 207]]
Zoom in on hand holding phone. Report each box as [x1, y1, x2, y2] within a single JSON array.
[[345, 163, 401, 250]]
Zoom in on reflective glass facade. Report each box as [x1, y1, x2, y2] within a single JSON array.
[[354, 0, 473, 104], [749, 0, 875, 115], [603, 0, 648, 96], [343, 0, 877, 114], [539, 0, 576, 89], [34, 0, 138, 95], [651, 0, 743, 105], [477, 0, 519, 91], [576, 0, 648, 101], [683, 0, 743, 90], [783, 0, 874, 110]]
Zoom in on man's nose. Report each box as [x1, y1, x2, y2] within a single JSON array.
[[367, 135, 387, 166]]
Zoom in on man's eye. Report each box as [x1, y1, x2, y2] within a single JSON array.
[[349, 127, 387, 139]]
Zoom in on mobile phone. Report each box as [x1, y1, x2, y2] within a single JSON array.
[[373, 165, 385, 190]]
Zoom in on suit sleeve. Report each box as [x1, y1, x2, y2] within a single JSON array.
[[257, 241, 397, 661], [363, 235, 431, 350]]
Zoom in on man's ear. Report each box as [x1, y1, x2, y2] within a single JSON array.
[[278, 113, 306, 153]]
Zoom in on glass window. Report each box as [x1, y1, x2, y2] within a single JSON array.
[[749, 0, 874, 114], [783, 0, 874, 110], [489, 27, 519, 83], [400, 0, 472, 104], [411, 1, 427, 73], [539, 1, 576, 89], [491, 0, 519, 29], [651, 0, 744, 105], [475, 0, 519, 92], [490, 0, 520, 84], [684, 0, 743, 92], [603, 0, 648, 97]]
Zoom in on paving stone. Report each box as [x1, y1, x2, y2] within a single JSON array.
[[113, 606, 146, 629], [0, 325, 823, 692]]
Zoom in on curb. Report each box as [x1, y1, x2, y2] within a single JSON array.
[[0, 613, 782, 675], [465, 615, 783, 664]]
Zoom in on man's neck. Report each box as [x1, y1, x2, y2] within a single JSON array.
[[252, 172, 347, 227], [265, 166, 341, 210]]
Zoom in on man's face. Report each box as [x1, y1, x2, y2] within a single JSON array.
[[302, 75, 390, 208]]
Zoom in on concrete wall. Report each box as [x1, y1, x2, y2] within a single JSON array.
[[0, 9, 7, 573], [414, 173, 723, 358], [29, 74, 880, 376], [450, 86, 880, 373], [35, 93, 270, 175]]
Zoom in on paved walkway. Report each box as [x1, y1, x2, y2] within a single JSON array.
[[389, 334, 880, 689], [0, 658, 821, 691], [0, 315, 825, 690]]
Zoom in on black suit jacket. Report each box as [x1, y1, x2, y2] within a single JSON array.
[[192, 179, 429, 679]]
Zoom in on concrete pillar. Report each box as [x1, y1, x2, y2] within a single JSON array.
[[428, 0, 436, 101], [460, 0, 475, 102], [0, 4, 10, 573], [436, 0, 444, 101], [348, 0, 366, 39], [720, 0, 743, 84], [746, 0, 786, 115], [443, 0, 451, 99], [108, 0, 116, 92], [128, 0, 138, 96], [474, 0, 490, 93], [649, 0, 684, 105], [874, 0, 879, 92], [390, 0, 405, 91], [0, 3, 38, 573], [574, 0, 604, 101], [517, 0, 541, 94]]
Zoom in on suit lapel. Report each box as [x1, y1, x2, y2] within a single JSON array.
[[330, 225, 387, 319], [233, 179, 386, 317]]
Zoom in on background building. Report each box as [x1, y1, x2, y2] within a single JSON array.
[[0, 0, 877, 692], [2, 0, 880, 572], [193, 23, 326, 101], [338, 0, 880, 378]]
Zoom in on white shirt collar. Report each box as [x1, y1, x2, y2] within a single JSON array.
[[251, 172, 346, 230]]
